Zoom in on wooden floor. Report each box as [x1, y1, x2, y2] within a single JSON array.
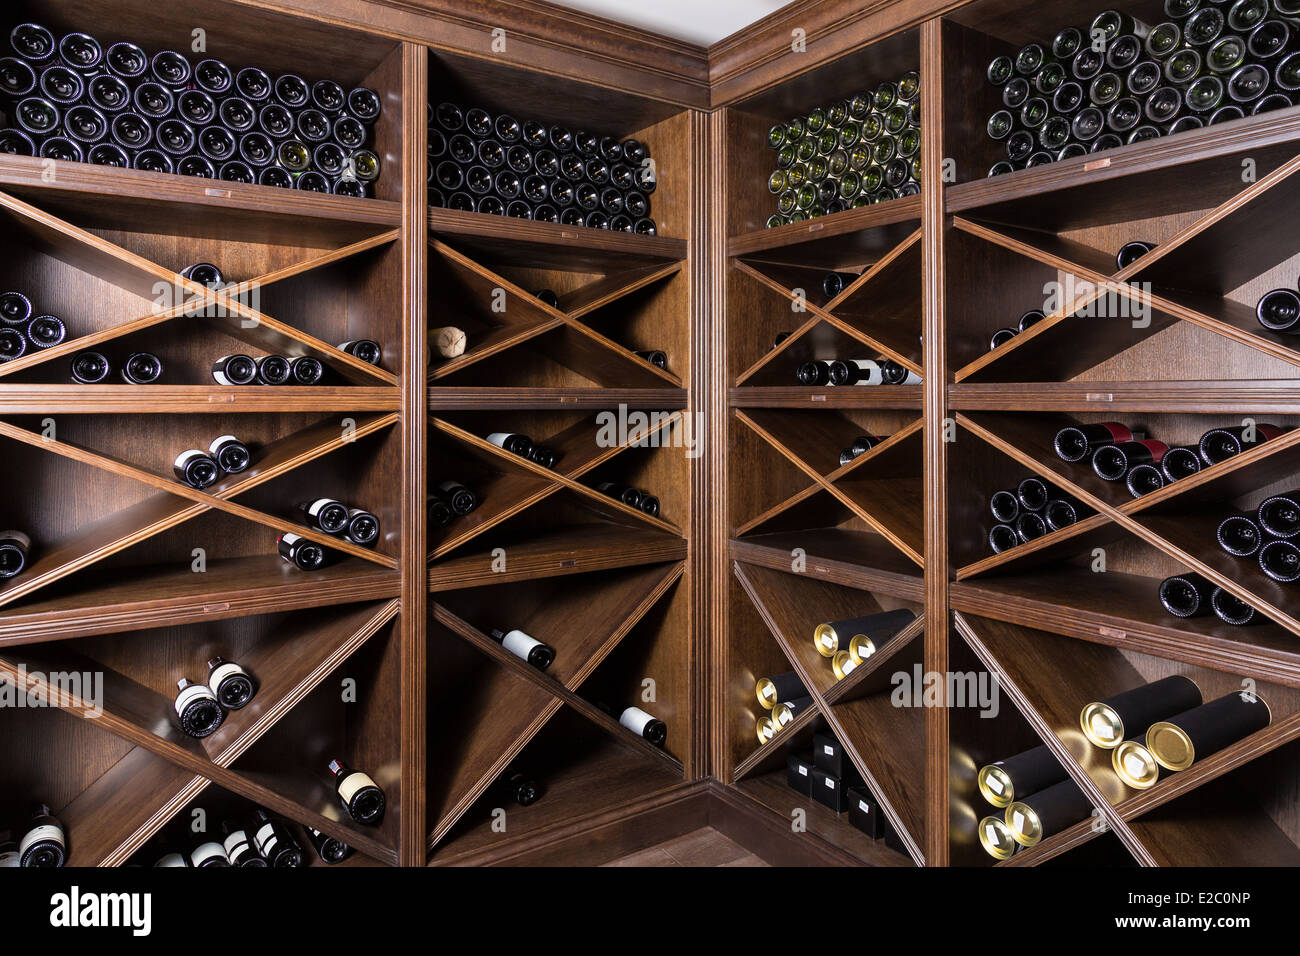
[[601, 827, 770, 867]]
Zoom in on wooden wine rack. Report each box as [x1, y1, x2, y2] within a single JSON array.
[[5, 0, 1300, 869]]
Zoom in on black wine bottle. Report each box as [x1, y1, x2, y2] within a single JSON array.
[[1260, 539, 1300, 582], [1005, 779, 1094, 847], [300, 498, 350, 534], [0, 530, 31, 579], [70, 350, 111, 383], [306, 826, 353, 864], [988, 524, 1020, 554], [1015, 511, 1047, 542], [208, 435, 251, 474], [1160, 445, 1201, 482], [339, 339, 382, 365], [207, 656, 255, 709], [428, 495, 454, 528], [0, 291, 32, 325], [489, 626, 555, 670], [989, 489, 1020, 523], [278, 533, 328, 570], [290, 356, 324, 386], [253, 810, 305, 867], [189, 840, 230, 867], [596, 481, 643, 507], [613, 704, 667, 747], [486, 431, 533, 457], [19, 806, 66, 867], [1198, 423, 1287, 464], [222, 819, 267, 867], [434, 480, 477, 516], [25, 315, 64, 349], [634, 349, 668, 369], [120, 351, 163, 384], [344, 508, 380, 547], [1211, 587, 1257, 626], [822, 271, 860, 298], [181, 262, 224, 287], [1256, 288, 1300, 332], [1017, 476, 1049, 512], [496, 766, 541, 807], [1092, 440, 1169, 481], [527, 444, 561, 469], [212, 353, 258, 386], [638, 493, 660, 517], [1053, 422, 1137, 462], [330, 759, 386, 825], [173, 449, 221, 489], [1257, 489, 1300, 538], [1115, 240, 1154, 270], [828, 358, 884, 386], [532, 289, 560, 308], [173, 677, 225, 738], [1126, 462, 1165, 497], [1158, 572, 1213, 617], [795, 360, 832, 386], [256, 354, 291, 386], [1217, 512, 1265, 556], [881, 360, 921, 385]]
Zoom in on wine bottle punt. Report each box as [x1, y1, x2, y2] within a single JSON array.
[[828, 358, 884, 386], [208, 435, 251, 474], [1126, 462, 1165, 497], [596, 481, 643, 507], [1211, 586, 1257, 625], [0, 530, 30, 578], [70, 350, 110, 383], [344, 508, 380, 547], [880, 360, 921, 385], [278, 532, 327, 571], [1053, 422, 1136, 462], [0, 327, 26, 362], [1160, 445, 1202, 482], [173, 449, 221, 489], [988, 523, 1020, 554], [1017, 476, 1049, 512], [306, 826, 353, 864], [290, 356, 324, 386], [435, 480, 477, 515], [428, 495, 454, 529], [253, 810, 305, 867], [822, 271, 860, 298], [989, 489, 1020, 523], [1218, 512, 1265, 556], [339, 339, 382, 365], [121, 351, 162, 384], [637, 493, 660, 517], [796, 360, 832, 386], [173, 677, 225, 738], [19, 806, 65, 867], [25, 315, 64, 349], [301, 498, 351, 534], [1043, 496, 1081, 531], [989, 327, 1018, 350], [1198, 423, 1287, 464], [1260, 538, 1300, 581], [207, 656, 255, 709], [1258, 489, 1300, 538], [1014, 511, 1047, 542], [486, 431, 532, 457], [1092, 439, 1169, 480], [497, 767, 540, 807], [330, 759, 386, 825], [1257, 288, 1300, 332], [489, 626, 555, 670], [1159, 572, 1213, 617], [0, 291, 32, 325], [634, 349, 668, 369], [1115, 240, 1154, 269], [256, 354, 291, 386]]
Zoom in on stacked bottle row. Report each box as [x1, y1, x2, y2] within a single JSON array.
[[155, 812, 353, 867], [984, 4, 1300, 177], [985, 476, 1088, 554], [0, 23, 383, 194], [785, 732, 902, 848], [0, 289, 69, 361], [763, 71, 922, 227], [977, 678, 1271, 858], [427, 102, 657, 233]]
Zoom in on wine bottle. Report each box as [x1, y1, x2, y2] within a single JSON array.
[[1256, 288, 1300, 332], [173, 677, 225, 738], [19, 806, 66, 867], [1126, 462, 1165, 497], [430, 326, 467, 359], [1198, 423, 1287, 464], [25, 314, 64, 349], [638, 493, 660, 517], [1261, 538, 1300, 581], [253, 810, 305, 867], [1146, 691, 1271, 772], [611, 703, 667, 747], [1015, 511, 1047, 542], [279, 533, 328, 570], [828, 358, 884, 386], [1043, 495, 1082, 531], [339, 339, 383, 366], [256, 354, 291, 386], [212, 353, 258, 386], [1258, 489, 1300, 539], [70, 350, 111, 383], [496, 766, 540, 807], [1211, 586, 1257, 625], [330, 758, 386, 825], [1160, 445, 1201, 482], [121, 351, 163, 384], [1115, 240, 1154, 270], [181, 262, 224, 287], [0, 291, 32, 325], [1218, 512, 1265, 556], [154, 852, 187, 867], [190, 840, 230, 867], [207, 657, 256, 710], [527, 444, 562, 469], [1158, 572, 1213, 617], [1053, 422, 1137, 462], [488, 626, 555, 670], [1079, 675, 1202, 749], [532, 289, 560, 308], [290, 356, 324, 386], [596, 481, 643, 507], [812, 608, 915, 657], [173, 449, 221, 489], [881, 360, 921, 385], [208, 435, 251, 474], [0, 530, 31, 579], [989, 489, 1020, 523], [344, 508, 380, 547], [306, 826, 353, 864], [1005, 779, 1094, 847], [486, 431, 533, 457], [977, 744, 1069, 808], [988, 524, 1020, 554], [771, 331, 793, 349], [822, 271, 860, 298], [634, 349, 668, 369], [1018, 310, 1046, 332], [796, 360, 832, 385], [1017, 476, 1049, 512], [1092, 439, 1169, 480], [434, 480, 477, 516], [222, 819, 267, 867], [300, 498, 350, 534]]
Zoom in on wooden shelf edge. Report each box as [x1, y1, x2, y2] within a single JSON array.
[[429, 387, 688, 410], [728, 195, 923, 259]]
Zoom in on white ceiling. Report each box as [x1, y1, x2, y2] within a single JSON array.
[[545, 0, 792, 47]]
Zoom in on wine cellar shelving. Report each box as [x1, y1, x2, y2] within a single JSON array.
[[8, 0, 1300, 871]]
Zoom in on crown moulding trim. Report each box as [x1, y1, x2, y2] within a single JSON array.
[[240, 0, 711, 107]]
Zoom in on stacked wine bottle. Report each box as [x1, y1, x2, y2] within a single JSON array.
[[0, 23, 383, 195], [427, 102, 657, 232], [985, 475, 1088, 554], [0, 289, 67, 362], [984, 4, 1300, 177], [152, 810, 350, 867], [763, 71, 921, 228]]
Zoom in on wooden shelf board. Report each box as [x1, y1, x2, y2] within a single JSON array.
[[730, 531, 924, 601], [429, 387, 688, 410], [0, 386, 400, 414], [727, 195, 922, 265], [730, 386, 922, 409], [950, 381, 1300, 414]]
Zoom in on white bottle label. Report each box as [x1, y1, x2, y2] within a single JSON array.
[[154, 852, 186, 867], [502, 629, 543, 660], [0, 849, 18, 867], [281, 532, 304, 546], [619, 706, 655, 736], [19, 824, 64, 858], [190, 841, 227, 866], [0, 530, 30, 550], [485, 432, 513, 448], [223, 831, 248, 857], [823, 776, 835, 790], [208, 435, 239, 455], [255, 822, 277, 854], [893, 369, 922, 385], [174, 682, 215, 718], [847, 359, 884, 386], [208, 661, 246, 694], [173, 449, 206, 471], [306, 498, 336, 519], [338, 771, 378, 804]]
